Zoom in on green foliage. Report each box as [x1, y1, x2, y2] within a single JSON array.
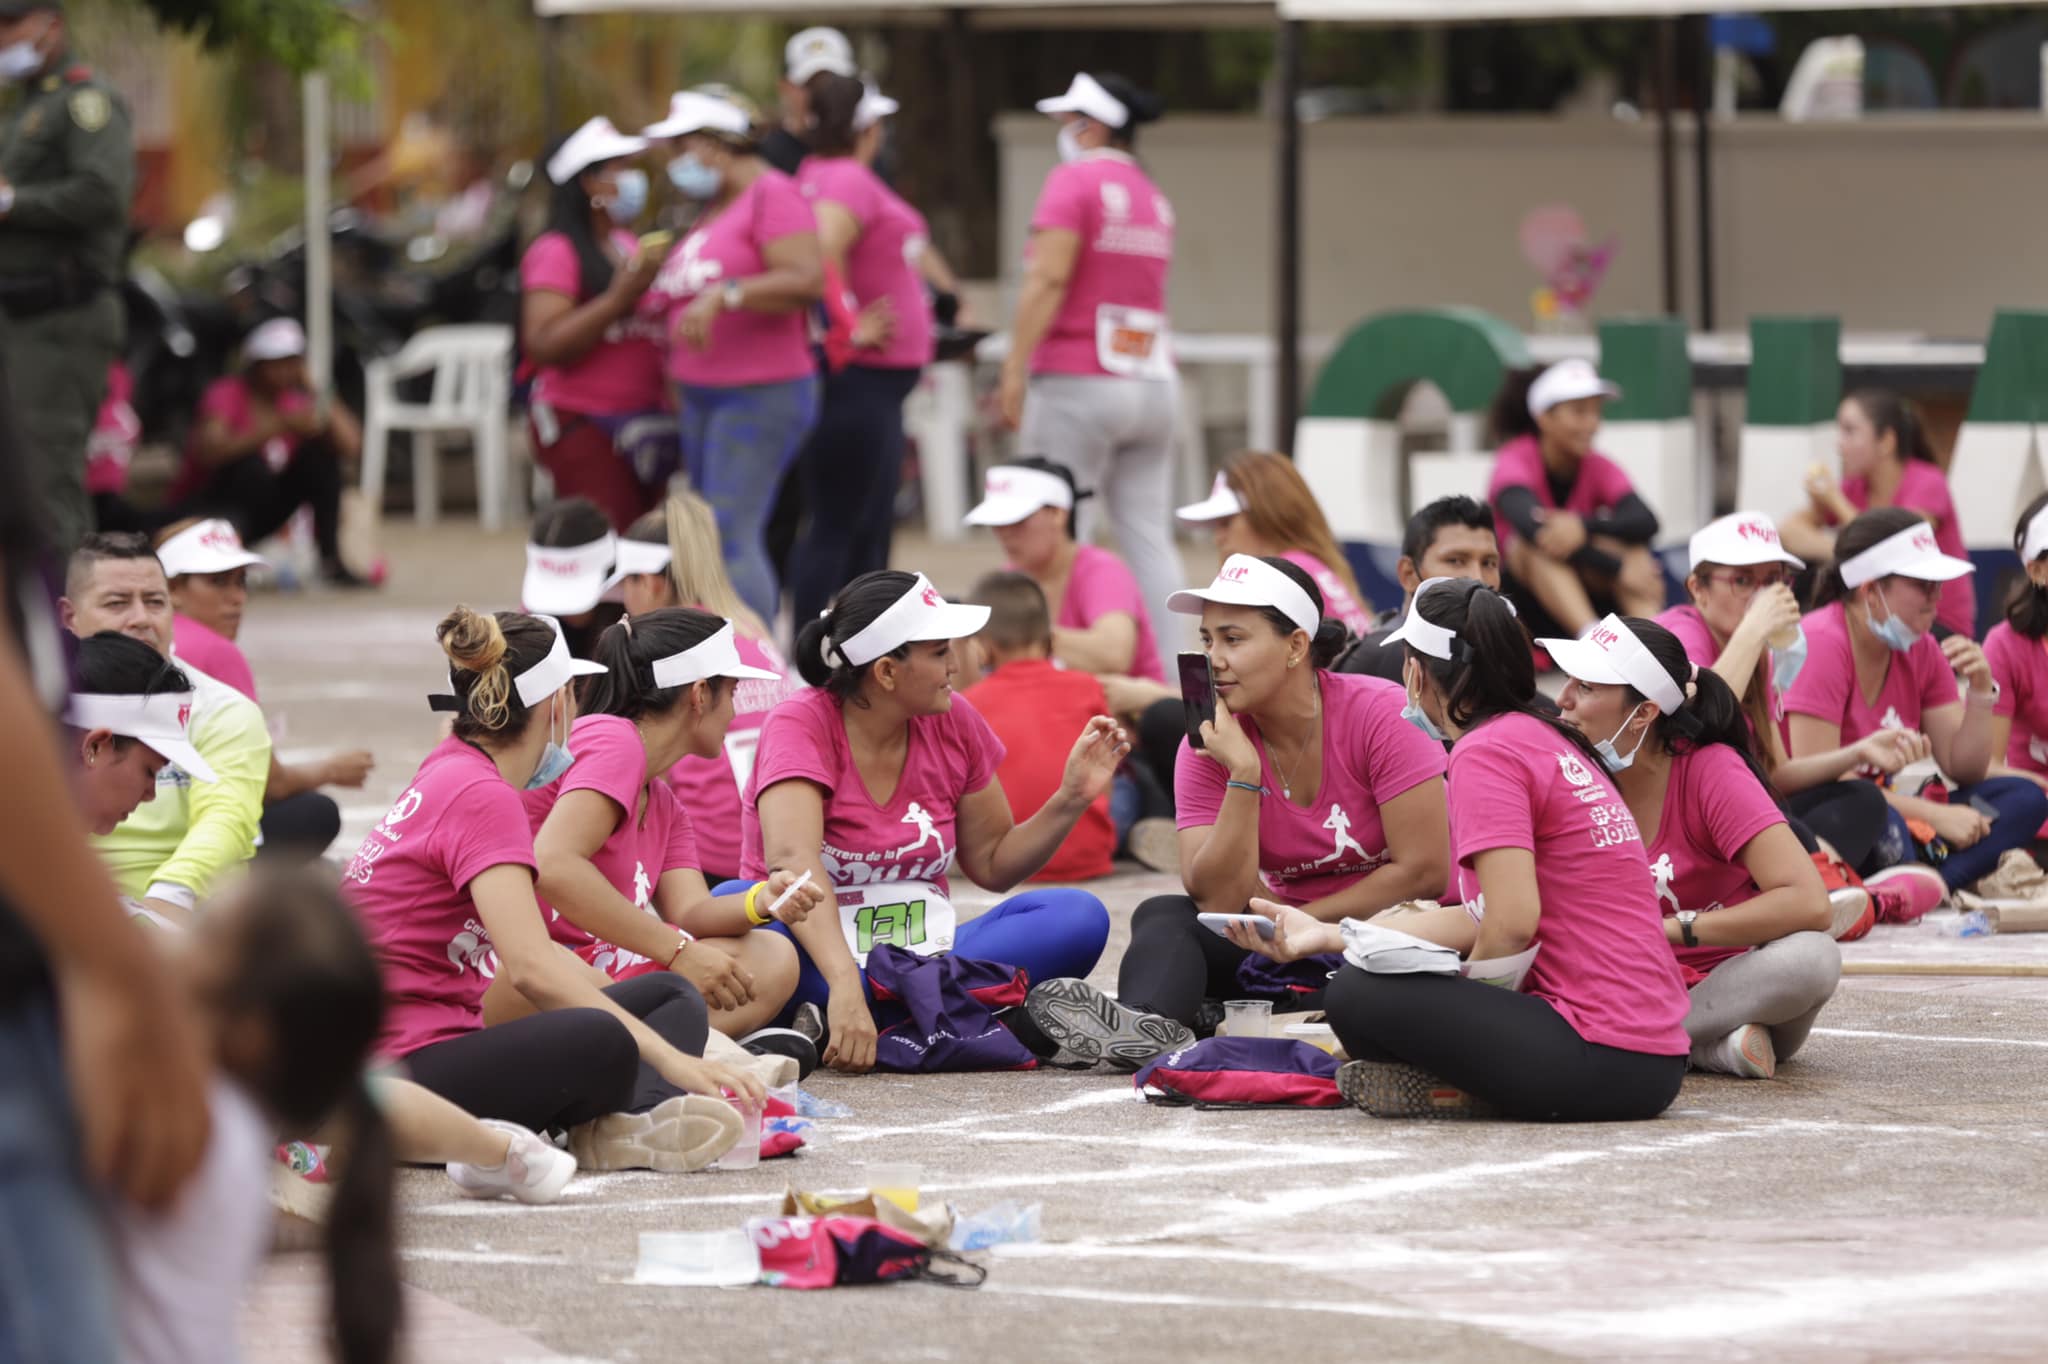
[[126, 0, 358, 73]]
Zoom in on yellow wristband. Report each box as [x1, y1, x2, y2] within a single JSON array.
[[744, 882, 770, 926]]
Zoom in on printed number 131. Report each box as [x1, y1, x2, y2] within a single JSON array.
[[855, 899, 926, 953]]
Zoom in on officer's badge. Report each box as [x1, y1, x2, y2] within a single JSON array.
[[68, 88, 109, 133]]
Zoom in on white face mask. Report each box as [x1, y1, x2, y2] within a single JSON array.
[[0, 38, 41, 82], [1056, 121, 1088, 164]]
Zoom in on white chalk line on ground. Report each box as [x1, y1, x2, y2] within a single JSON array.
[[401, 1247, 575, 1266], [1813, 1026, 2048, 1050]]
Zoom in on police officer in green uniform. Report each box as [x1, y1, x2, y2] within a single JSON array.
[[0, 0, 130, 553]]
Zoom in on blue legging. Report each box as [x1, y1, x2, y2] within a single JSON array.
[[1874, 776, 2048, 888], [676, 375, 821, 620], [712, 881, 1110, 1020]]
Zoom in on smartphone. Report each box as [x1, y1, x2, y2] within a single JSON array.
[[1197, 912, 1276, 941], [1968, 795, 1999, 823], [1178, 651, 1215, 750]]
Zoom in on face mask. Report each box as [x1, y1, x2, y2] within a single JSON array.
[[1056, 121, 1088, 164], [1594, 702, 1650, 774], [1866, 587, 1919, 653], [525, 696, 576, 790], [668, 153, 721, 201], [1402, 672, 1448, 743], [0, 39, 40, 82], [1771, 623, 1809, 693], [603, 168, 649, 223]]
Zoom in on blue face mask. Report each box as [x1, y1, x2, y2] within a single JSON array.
[[603, 168, 649, 224], [667, 153, 721, 201], [1771, 623, 1809, 693], [524, 698, 576, 790], [1402, 673, 1448, 743], [1867, 586, 1919, 653], [1595, 702, 1650, 774]]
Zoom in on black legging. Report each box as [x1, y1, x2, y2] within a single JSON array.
[[1323, 966, 1686, 1122], [402, 974, 708, 1134], [180, 435, 344, 566], [257, 790, 340, 861], [1119, 894, 1326, 1028], [1785, 779, 1891, 874], [786, 364, 923, 628], [1135, 698, 1184, 817]]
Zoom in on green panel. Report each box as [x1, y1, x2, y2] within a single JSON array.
[[1747, 316, 1841, 426], [1598, 317, 1691, 422], [1966, 310, 2048, 425], [1305, 307, 1531, 421]]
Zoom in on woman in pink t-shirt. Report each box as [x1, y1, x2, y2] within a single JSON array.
[[1784, 389, 1976, 637], [344, 607, 761, 1171], [1985, 495, 2048, 824], [612, 495, 807, 882], [1238, 577, 1691, 1121], [1174, 451, 1372, 637], [787, 77, 938, 627], [962, 458, 1166, 682], [1486, 359, 1663, 636], [518, 609, 825, 1065], [643, 89, 824, 621], [1024, 556, 1449, 1072], [1785, 508, 2046, 897], [739, 569, 1124, 1073], [520, 117, 671, 532], [1000, 72, 1185, 652], [1548, 614, 1838, 1081]]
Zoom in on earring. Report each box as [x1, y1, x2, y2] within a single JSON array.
[[86, 749, 95, 766]]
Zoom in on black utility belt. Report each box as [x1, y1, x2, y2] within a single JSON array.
[[0, 265, 107, 320]]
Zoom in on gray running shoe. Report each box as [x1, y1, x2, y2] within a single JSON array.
[[1335, 1060, 1495, 1120], [1025, 978, 1194, 1072]]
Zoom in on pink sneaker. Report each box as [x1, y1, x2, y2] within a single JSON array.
[[1864, 865, 1948, 924]]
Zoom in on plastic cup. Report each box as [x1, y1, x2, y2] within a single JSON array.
[[866, 1162, 921, 1212], [712, 1098, 762, 1171], [1223, 999, 1273, 1039], [634, 1229, 760, 1287]]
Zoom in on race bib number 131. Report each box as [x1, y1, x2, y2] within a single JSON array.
[[837, 880, 956, 964]]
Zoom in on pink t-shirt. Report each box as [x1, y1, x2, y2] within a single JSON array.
[[1655, 603, 1788, 752], [1485, 435, 1639, 553], [739, 688, 1005, 898], [342, 736, 538, 1059], [1841, 461, 1976, 637], [1645, 743, 1788, 977], [1281, 550, 1370, 637], [520, 230, 669, 416], [1054, 543, 1166, 683], [1175, 673, 1446, 907], [1783, 601, 1957, 760], [173, 377, 315, 500], [798, 157, 933, 371], [1026, 153, 1175, 378], [1986, 622, 2048, 775], [665, 630, 806, 878], [522, 715, 700, 955], [172, 615, 257, 703], [653, 172, 818, 387], [1446, 712, 1690, 1056]]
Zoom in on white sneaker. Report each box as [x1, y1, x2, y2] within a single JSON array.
[[568, 1094, 743, 1173], [447, 1120, 578, 1205], [1697, 1023, 1777, 1079]]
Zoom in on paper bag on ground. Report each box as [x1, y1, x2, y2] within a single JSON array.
[[1461, 944, 1540, 991], [782, 1188, 953, 1246]]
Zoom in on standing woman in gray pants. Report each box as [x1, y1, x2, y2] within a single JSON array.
[[1544, 613, 1841, 1081], [999, 72, 1183, 638]]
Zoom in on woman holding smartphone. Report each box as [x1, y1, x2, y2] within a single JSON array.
[[1025, 555, 1449, 1070]]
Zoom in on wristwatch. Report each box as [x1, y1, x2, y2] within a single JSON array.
[[720, 278, 743, 310], [1675, 910, 1699, 947]]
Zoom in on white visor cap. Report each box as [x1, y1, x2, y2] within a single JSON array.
[[1167, 554, 1319, 636]]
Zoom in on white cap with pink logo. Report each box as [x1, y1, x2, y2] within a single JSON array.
[[522, 533, 618, 617], [1166, 554, 1320, 635], [963, 465, 1074, 528], [830, 573, 991, 668], [1537, 614, 1686, 714], [1839, 523, 1974, 589], [64, 688, 218, 783], [156, 519, 266, 578], [1687, 512, 1804, 572]]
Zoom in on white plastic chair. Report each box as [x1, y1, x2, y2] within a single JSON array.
[[359, 324, 518, 530]]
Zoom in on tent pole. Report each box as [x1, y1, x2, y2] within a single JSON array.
[[1655, 16, 1679, 318], [1691, 15, 1715, 331], [1275, 17, 1302, 455]]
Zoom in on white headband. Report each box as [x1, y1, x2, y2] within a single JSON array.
[[833, 574, 991, 669], [1165, 554, 1321, 636], [1377, 576, 1515, 662], [2023, 506, 2048, 566], [1537, 614, 1685, 715], [603, 537, 672, 591], [1839, 523, 1975, 590], [64, 689, 219, 784], [648, 622, 781, 689]]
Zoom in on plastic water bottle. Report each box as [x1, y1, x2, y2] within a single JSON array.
[[794, 1088, 853, 1120], [1940, 910, 1993, 938], [948, 1201, 1042, 1252]]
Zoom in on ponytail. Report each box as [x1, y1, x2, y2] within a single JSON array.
[[798, 570, 917, 702], [580, 606, 726, 719], [326, 1086, 401, 1364], [1253, 557, 1352, 667], [1808, 506, 1924, 610], [1623, 617, 1778, 799], [1487, 367, 1543, 444], [1846, 388, 1936, 465], [1411, 577, 1605, 767]]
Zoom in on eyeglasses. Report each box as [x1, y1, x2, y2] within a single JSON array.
[[1703, 569, 1787, 594]]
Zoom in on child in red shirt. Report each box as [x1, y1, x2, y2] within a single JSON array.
[[965, 572, 1115, 881]]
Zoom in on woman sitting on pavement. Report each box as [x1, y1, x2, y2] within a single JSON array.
[[344, 606, 760, 1172], [1025, 556, 1449, 1070], [741, 569, 1122, 1071], [1547, 613, 1839, 1080], [1486, 359, 1663, 636], [522, 496, 622, 659], [1785, 508, 2048, 905], [1231, 576, 1691, 1121], [509, 607, 825, 1062], [1174, 451, 1372, 637], [1980, 495, 2048, 820], [963, 457, 1166, 683], [611, 493, 804, 885]]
